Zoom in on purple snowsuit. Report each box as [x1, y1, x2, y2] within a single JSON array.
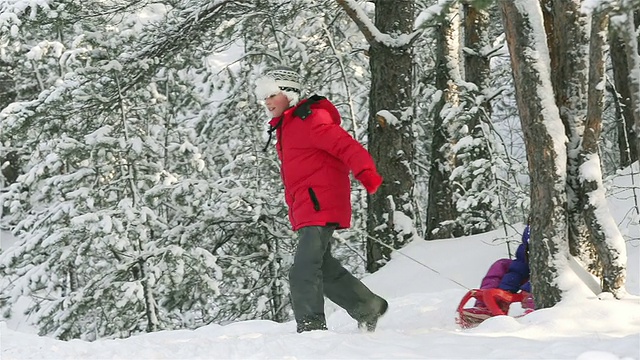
[[476, 226, 533, 309]]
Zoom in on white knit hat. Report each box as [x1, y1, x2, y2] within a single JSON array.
[[255, 66, 302, 106], [271, 66, 301, 89]]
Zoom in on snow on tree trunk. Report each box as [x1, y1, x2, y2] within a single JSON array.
[[367, 4, 415, 271], [140, 258, 160, 332], [464, 4, 491, 93], [580, 7, 627, 298], [454, 3, 500, 235], [266, 235, 287, 322], [425, 3, 503, 239], [426, 2, 462, 240], [542, 0, 595, 271], [499, 0, 568, 308]]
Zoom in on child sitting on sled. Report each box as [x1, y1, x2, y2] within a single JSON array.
[[460, 225, 534, 324]]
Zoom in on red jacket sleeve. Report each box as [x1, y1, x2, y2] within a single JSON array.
[[306, 108, 377, 176]]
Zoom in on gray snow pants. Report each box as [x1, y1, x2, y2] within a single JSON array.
[[289, 225, 379, 328]]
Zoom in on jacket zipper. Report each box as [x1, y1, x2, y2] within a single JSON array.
[[277, 118, 295, 223], [277, 117, 285, 187], [308, 188, 320, 211]]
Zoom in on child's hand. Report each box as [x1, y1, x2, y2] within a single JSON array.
[[521, 291, 534, 310], [357, 170, 383, 194]]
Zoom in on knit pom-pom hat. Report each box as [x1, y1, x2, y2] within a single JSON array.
[[255, 66, 302, 107]]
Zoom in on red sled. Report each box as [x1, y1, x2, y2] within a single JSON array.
[[456, 288, 528, 328]]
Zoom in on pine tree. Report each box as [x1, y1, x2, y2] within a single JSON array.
[[0, 1, 233, 339]]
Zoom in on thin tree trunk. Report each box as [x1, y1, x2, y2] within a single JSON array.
[[267, 236, 286, 322], [580, 8, 627, 297], [617, 10, 640, 164], [610, 24, 639, 166], [140, 258, 159, 332]]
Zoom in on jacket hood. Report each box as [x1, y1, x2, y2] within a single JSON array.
[[515, 225, 531, 263], [515, 243, 527, 262], [312, 98, 342, 125], [522, 225, 530, 246]]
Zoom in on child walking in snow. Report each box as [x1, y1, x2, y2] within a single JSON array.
[[254, 66, 388, 333]]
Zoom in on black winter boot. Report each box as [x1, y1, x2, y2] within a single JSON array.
[[296, 315, 328, 333], [357, 297, 388, 332]]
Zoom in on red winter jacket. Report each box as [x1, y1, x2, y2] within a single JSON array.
[[268, 96, 382, 231]]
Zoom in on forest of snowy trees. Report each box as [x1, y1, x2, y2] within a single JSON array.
[[0, 0, 638, 341]]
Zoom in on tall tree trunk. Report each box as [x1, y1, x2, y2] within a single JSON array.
[[426, 3, 461, 240], [616, 10, 640, 164], [464, 3, 491, 96], [366, 0, 415, 271], [499, 0, 567, 309], [335, 0, 415, 272], [580, 7, 627, 297], [542, 0, 595, 270], [458, 2, 496, 235], [609, 12, 640, 167], [610, 17, 639, 167]]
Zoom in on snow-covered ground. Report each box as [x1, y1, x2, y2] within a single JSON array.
[[1, 165, 639, 359]]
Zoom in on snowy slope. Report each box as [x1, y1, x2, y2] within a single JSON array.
[[1, 227, 639, 359]]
